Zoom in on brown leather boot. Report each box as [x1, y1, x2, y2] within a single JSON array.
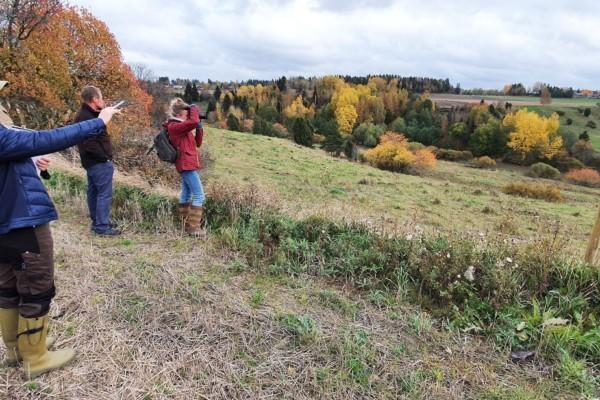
[[177, 202, 190, 230], [186, 205, 206, 237]]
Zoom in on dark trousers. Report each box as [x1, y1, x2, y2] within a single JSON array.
[[86, 161, 114, 232], [0, 224, 55, 317]]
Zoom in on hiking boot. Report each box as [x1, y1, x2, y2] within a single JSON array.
[[93, 227, 121, 236], [186, 206, 206, 237], [177, 202, 191, 229]]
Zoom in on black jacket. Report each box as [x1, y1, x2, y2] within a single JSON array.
[[75, 103, 114, 169]]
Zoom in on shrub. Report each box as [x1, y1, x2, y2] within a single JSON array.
[[407, 142, 426, 152], [527, 162, 560, 179], [548, 153, 585, 172], [566, 118, 573, 125], [585, 120, 596, 129], [556, 110, 565, 116], [388, 116, 406, 133], [363, 135, 436, 174], [472, 156, 496, 169], [564, 168, 600, 187], [253, 116, 278, 137], [502, 182, 563, 202], [434, 148, 473, 161], [226, 113, 241, 131], [352, 122, 385, 147], [272, 123, 289, 138], [583, 108, 591, 117]]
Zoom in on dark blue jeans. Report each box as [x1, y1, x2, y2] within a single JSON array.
[[86, 161, 114, 232]]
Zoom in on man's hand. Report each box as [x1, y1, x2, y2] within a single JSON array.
[[98, 106, 122, 125], [35, 156, 51, 171]]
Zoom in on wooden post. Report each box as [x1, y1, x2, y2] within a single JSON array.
[[585, 207, 600, 266]]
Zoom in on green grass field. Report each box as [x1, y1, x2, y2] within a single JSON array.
[[202, 128, 599, 257]]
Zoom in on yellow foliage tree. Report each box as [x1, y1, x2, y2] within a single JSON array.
[[503, 109, 563, 160], [332, 85, 359, 135], [363, 133, 436, 173], [283, 96, 314, 119]]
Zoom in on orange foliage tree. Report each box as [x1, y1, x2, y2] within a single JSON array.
[[363, 132, 437, 173], [1, 5, 151, 136]]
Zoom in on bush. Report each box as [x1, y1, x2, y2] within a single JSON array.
[[527, 162, 560, 179], [583, 108, 591, 117], [585, 120, 596, 129], [272, 123, 289, 138], [388, 116, 406, 133], [472, 156, 496, 169], [502, 182, 563, 202], [548, 154, 585, 173], [363, 134, 436, 174], [253, 116, 278, 137], [566, 118, 573, 125], [352, 122, 385, 148], [434, 148, 473, 161], [556, 110, 565, 116], [226, 113, 241, 131], [564, 168, 600, 187]]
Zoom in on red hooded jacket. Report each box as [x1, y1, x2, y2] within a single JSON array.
[[164, 106, 204, 173]]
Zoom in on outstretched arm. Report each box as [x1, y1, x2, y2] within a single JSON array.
[[0, 105, 120, 162], [0, 119, 105, 162]]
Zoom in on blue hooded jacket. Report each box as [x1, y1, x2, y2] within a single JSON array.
[[0, 118, 106, 234]]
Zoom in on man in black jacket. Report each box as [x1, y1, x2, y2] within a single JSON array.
[[75, 86, 120, 236]]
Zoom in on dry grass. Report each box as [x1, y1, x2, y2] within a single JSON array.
[[0, 170, 569, 399]]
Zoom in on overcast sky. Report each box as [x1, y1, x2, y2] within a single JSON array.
[[70, 0, 600, 89]]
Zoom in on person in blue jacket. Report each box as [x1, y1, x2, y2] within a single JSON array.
[[0, 105, 120, 378]]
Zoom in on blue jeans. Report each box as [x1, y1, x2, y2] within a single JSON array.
[[180, 170, 205, 207], [86, 161, 114, 232]]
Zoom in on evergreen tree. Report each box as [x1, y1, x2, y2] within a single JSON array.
[[191, 82, 199, 102], [222, 93, 232, 113], [183, 82, 194, 103], [227, 113, 240, 131], [214, 85, 222, 101], [291, 117, 313, 147], [277, 76, 287, 92]]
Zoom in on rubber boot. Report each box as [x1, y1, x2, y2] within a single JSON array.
[[177, 202, 191, 230], [0, 308, 55, 366], [186, 205, 206, 237], [17, 315, 74, 378]]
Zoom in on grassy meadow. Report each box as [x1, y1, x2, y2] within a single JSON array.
[[0, 168, 591, 399], [201, 127, 599, 258]]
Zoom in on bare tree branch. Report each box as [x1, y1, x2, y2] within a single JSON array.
[[0, 0, 62, 49]]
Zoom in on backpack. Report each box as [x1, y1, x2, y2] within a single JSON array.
[[147, 128, 178, 163]]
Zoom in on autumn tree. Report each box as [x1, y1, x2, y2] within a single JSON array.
[[0, 0, 62, 49], [283, 96, 314, 119], [1, 6, 152, 134], [503, 109, 563, 162], [540, 85, 552, 105]]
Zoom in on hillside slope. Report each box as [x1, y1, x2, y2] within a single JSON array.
[[200, 128, 599, 256], [0, 167, 573, 399]]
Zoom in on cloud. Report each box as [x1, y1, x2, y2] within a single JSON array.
[[69, 0, 600, 88]]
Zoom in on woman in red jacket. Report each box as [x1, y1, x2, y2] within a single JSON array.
[[165, 98, 206, 236]]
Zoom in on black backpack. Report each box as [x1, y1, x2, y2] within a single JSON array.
[[147, 128, 178, 163]]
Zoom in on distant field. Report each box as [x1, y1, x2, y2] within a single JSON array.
[[430, 94, 600, 149], [431, 93, 600, 107], [202, 128, 599, 257]]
